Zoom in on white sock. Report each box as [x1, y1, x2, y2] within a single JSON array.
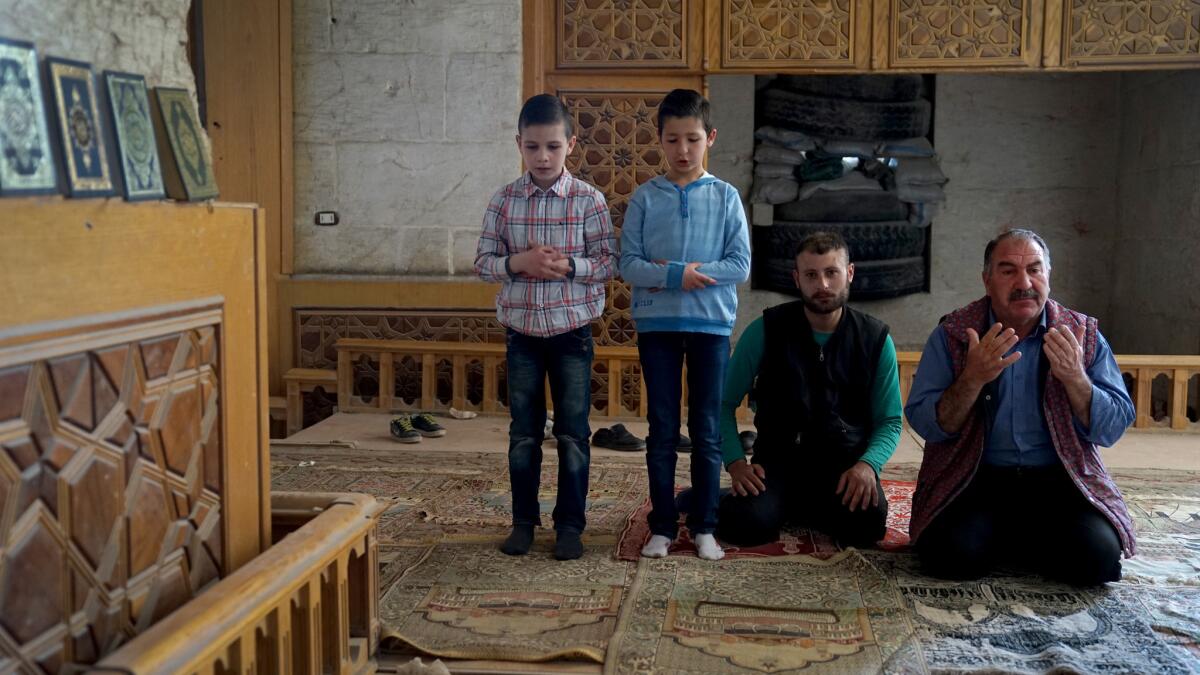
[[641, 534, 671, 558], [695, 533, 725, 561]]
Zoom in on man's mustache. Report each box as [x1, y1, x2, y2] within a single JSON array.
[[1009, 289, 1040, 301]]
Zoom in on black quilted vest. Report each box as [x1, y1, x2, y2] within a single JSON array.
[[751, 301, 889, 470]]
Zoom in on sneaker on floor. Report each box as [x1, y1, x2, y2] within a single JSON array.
[[592, 423, 646, 451], [410, 412, 446, 438], [390, 416, 421, 443]]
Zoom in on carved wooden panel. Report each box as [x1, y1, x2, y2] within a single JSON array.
[[295, 309, 505, 370], [722, 0, 862, 68], [885, 0, 1038, 67], [558, 0, 690, 68], [1064, 0, 1200, 65], [0, 305, 224, 670], [561, 90, 668, 347]]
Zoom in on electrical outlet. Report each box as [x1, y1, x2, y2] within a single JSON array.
[[315, 211, 339, 226]]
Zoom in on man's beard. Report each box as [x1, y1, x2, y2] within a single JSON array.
[[802, 287, 849, 315]]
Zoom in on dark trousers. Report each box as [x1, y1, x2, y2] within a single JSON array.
[[638, 331, 729, 538], [715, 451, 888, 548], [917, 464, 1122, 586], [505, 326, 593, 535]]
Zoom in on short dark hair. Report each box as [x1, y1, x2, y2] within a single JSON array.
[[518, 94, 574, 137], [983, 228, 1051, 275], [794, 231, 849, 262], [657, 88, 712, 135]]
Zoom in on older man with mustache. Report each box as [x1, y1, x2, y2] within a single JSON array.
[[905, 229, 1135, 585]]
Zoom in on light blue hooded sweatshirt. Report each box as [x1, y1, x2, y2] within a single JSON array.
[[619, 173, 751, 335]]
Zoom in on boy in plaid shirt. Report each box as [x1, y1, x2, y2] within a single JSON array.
[[474, 94, 616, 560]]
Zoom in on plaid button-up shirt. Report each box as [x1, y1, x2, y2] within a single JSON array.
[[474, 171, 616, 338]]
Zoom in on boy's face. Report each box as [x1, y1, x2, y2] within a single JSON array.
[[516, 122, 576, 189], [660, 115, 716, 181]]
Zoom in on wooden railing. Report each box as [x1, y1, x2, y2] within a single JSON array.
[[897, 352, 1200, 431], [1117, 355, 1200, 430], [280, 340, 1200, 436], [285, 367, 338, 436], [97, 492, 384, 675], [334, 338, 659, 419]]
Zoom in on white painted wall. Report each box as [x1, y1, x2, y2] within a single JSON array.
[[292, 0, 521, 276]]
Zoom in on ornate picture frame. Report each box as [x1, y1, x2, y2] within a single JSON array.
[[150, 86, 218, 201], [103, 71, 165, 201], [46, 56, 114, 197], [0, 37, 59, 196]]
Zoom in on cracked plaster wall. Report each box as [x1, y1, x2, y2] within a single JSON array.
[[2, 0, 196, 92]]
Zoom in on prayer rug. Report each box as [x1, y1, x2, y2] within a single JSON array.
[[861, 550, 1197, 674], [604, 551, 923, 674], [380, 543, 635, 663], [615, 480, 914, 561]]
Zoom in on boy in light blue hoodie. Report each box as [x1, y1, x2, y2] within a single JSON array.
[[619, 89, 751, 560]]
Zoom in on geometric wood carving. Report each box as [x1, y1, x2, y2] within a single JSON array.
[[561, 90, 669, 347], [723, 0, 858, 67], [889, 0, 1035, 66], [1066, 0, 1200, 65], [558, 0, 689, 68], [0, 305, 223, 670], [295, 309, 505, 371]]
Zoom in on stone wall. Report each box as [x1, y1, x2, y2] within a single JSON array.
[[719, 73, 1123, 349], [292, 0, 521, 275], [1, 0, 195, 93], [1108, 70, 1200, 355]]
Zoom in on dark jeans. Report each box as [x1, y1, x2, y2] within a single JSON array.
[[716, 451, 888, 548], [638, 331, 729, 538], [505, 326, 593, 535], [917, 464, 1122, 586]]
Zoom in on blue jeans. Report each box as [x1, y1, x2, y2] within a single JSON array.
[[638, 331, 729, 538], [505, 326, 593, 535]]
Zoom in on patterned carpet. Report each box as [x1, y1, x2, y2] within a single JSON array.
[[380, 543, 632, 663], [271, 444, 1200, 671], [615, 481, 914, 561]]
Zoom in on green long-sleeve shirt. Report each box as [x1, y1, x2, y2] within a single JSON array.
[[720, 315, 903, 475]]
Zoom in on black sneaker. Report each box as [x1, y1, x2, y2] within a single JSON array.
[[411, 412, 446, 438], [390, 416, 421, 443], [592, 424, 646, 451]]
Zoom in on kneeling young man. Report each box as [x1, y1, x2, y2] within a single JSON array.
[[716, 232, 903, 548]]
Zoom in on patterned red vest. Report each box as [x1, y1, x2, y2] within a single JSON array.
[[909, 297, 1137, 556]]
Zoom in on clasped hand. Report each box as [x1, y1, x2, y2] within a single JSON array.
[[648, 260, 716, 292], [511, 243, 571, 279]]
